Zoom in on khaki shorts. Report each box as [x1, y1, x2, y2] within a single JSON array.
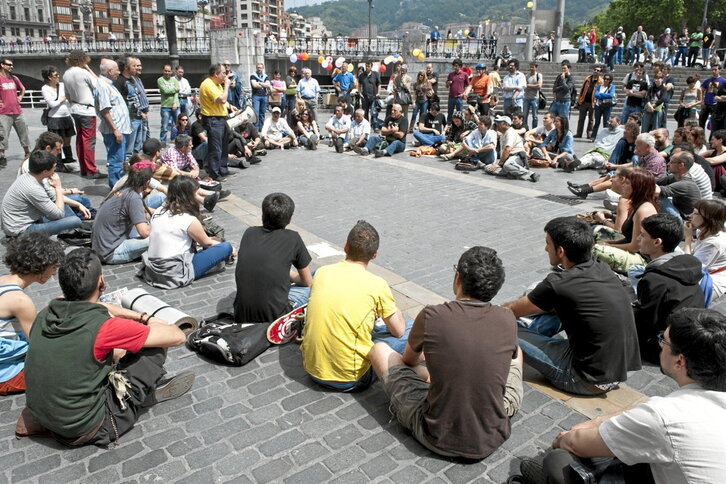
[[381, 359, 523, 455]]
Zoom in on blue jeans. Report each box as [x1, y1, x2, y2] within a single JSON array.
[[413, 132, 445, 146], [675, 47, 688, 66], [549, 101, 570, 117], [108, 237, 150, 264], [192, 141, 208, 164], [517, 316, 604, 395], [288, 285, 311, 309], [159, 107, 178, 142], [365, 135, 405, 156], [447, 96, 464, 123], [191, 242, 233, 279], [25, 206, 82, 235], [410, 100, 428, 128], [523, 98, 539, 128], [179, 98, 189, 117], [641, 109, 662, 133], [472, 149, 496, 166], [659, 197, 683, 220], [146, 191, 166, 209], [126, 118, 144, 161], [703, 48, 711, 64], [252, 95, 268, 131], [615, 46, 623, 64], [620, 105, 642, 124], [503, 97, 523, 115], [311, 319, 414, 391], [202, 117, 229, 180], [102, 132, 129, 188], [66, 194, 93, 218]]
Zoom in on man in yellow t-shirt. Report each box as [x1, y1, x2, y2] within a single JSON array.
[[199, 63, 233, 181], [301, 221, 410, 391]]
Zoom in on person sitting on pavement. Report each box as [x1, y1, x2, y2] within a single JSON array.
[[684, 199, 726, 301], [438, 110, 477, 158], [368, 246, 523, 459], [234, 193, 313, 324], [523, 111, 555, 159], [412, 103, 446, 147], [701, 128, 726, 191], [354, 103, 408, 158], [300, 220, 412, 391], [454, 115, 498, 172], [505, 216, 641, 395], [346, 109, 370, 151], [567, 122, 640, 198], [484, 115, 541, 183], [170, 112, 191, 141], [294, 109, 320, 150], [324, 105, 351, 153], [567, 115, 624, 172], [656, 150, 701, 221], [668, 142, 713, 201], [91, 161, 153, 265], [237, 120, 265, 158], [510, 111, 528, 137], [632, 213, 705, 363], [19, 248, 194, 447], [139, 177, 236, 289], [521, 307, 726, 484], [1, 151, 85, 238], [592, 168, 659, 274], [529, 115, 574, 169], [159, 134, 200, 179], [261, 107, 297, 150], [0, 232, 64, 396], [189, 110, 208, 164]]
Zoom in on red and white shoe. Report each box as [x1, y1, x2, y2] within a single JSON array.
[[266, 305, 307, 345]]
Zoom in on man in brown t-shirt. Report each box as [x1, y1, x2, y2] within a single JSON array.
[[368, 246, 523, 459]]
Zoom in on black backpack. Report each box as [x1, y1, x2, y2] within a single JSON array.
[[186, 314, 270, 366]]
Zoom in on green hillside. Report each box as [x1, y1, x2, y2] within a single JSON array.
[[288, 0, 612, 35]]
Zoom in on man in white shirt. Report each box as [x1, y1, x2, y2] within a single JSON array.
[[501, 59, 527, 115], [455, 116, 498, 171], [324, 105, 351, 153], [520, 307, 726, 484], [175, 65, 192, 116], [261, 107, 297, 149], [347, 109, 370, 150], [485, 116, 540, 182], [524, 111, 555, 159]]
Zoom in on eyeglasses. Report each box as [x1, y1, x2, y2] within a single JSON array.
[[180, 118, 188, 121], [223, 63, 231, 66], [3, 63, 13, 67], [594, 69, 602, 72], [657, 331, 673, 348]]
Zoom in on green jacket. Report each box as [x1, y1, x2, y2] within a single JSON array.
[[157, 76, 180, 108]]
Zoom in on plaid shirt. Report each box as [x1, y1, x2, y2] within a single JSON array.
[[160, 146, 198, 172]]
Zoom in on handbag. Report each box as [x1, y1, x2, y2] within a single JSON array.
[[395, 89, 412, 106], [538, 91, 547, 110], [674, 106, 687, 122], [40, 108, 50, 126], [187, 314, 271, 366]]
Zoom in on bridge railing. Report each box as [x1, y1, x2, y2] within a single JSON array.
[[0, 37, 210, 56]]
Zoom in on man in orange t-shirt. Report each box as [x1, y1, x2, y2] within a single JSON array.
[[464, 64, 492, 116]]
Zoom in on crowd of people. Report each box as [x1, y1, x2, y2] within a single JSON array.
[[0, 50, 725, 483]]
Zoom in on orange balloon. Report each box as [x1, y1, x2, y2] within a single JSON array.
[[379, 65, 387, 73], [301, 53, 309, 61], [318, 56, 324, 63]]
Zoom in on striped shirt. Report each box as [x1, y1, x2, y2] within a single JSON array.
[[96, 75, 132, 135]]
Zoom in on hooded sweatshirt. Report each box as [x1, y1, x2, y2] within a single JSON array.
[[633, 254, 705, 363], [25, 300, 112, 439]]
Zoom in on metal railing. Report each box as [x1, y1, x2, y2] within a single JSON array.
[[0, 37, 210, 56], [266, 37, 403, 57]]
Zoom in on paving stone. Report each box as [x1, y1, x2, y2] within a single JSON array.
[[299, 414, 345, 438], [185, 441, 231, 469], [247, 374, 287, 395], [276, 407, 313, 431], [137, 460, 190, 482], [176, 468, 216, 484], [168, 437, 204, 458], [248, 387, 292, 409], [280, 389, 326, 411], [223, 476, 254, 484], [443, 460, 489, 483], [11, 454, 62, 481], [245, 403, 284, 426], [415, 454, 452, 474], [37, 462, 86, 483], [251, 456, 294, 482], [323, 446, 367, 473], [324, 423, 364, 450], [121, 449, 168, 478], [258, 429, 307, 457], [357, 430, 396, 453], [193, 396, 225, 415], [283, 462, 333, 484], [230, 423, 279, 452], [202, 417, 250, 445], [79, 467, 122, 484], [328, 469, 370, 484], [290, 442, 330, 466], [142, 427, 187, 450], [87, 441, 144, 473], [305, 394, 345, 415], [215, 449, 260, 476], [360, 453, 400, 479], [389, 465, 430, 484], [184, 412, 223, 434]]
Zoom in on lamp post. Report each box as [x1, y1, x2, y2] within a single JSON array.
[[525, 0, 535, 61], [367, 0, 373, 55]]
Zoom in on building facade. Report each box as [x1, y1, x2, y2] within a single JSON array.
[[48, 0, 156, 41], [0, 0, 54, 41]]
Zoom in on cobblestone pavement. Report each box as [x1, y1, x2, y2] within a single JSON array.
[[0, 109, 700, 483]]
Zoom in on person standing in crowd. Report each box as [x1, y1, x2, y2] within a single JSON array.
[[41, 65, 76, 170], [296, 68, 321, 120], [199, 63, 233, 181], [410, 70, 433, 130], [223, 60, 243, 110], [114, 55, 143, 162], [501, 59, 526, 116], [700, 65, 725, 130], [688, 27, 703, 67], [702, 27, 715, 67], [96, 59, 131, 188], [133, 60, 151, 147], [63, 51, 102, 178], [621, 62, 649, 123], [446, 59, 468, 124], [175, 65, 192, 117], [283, 66, 298, 117], [157, 64, 179, 143], [550, 61, 574, 117], [0, 58, 30, 167], [358, 62, 381, 122], [575, 64, 602, 139], [522, 62, 542, 128], [250, 63, 271, 131], [591, 73, 616, 141]]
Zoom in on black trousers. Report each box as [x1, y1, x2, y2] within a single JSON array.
[[576, 103, 594, 137], [90, 348, 166, 447]]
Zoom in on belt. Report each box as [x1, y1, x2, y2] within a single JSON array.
[[179, 95, 188, 99], [302, 96, 315, 100]]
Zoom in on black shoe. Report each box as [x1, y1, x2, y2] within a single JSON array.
[[229, 157, 250, 169], [203, 192, 219, 212], [248, 155, 262, 164], [334, 138, 344, 153], [455, 161, 479, 172], [568, 184, 590, 199], [351, 145, 365, 155], [519, 458, 547, 484], [529, 172, 540, 182], [148, 371, 195, 406], [218, 189, 231, 200], [0, 157, 6, 167], [84, 172, 108, 179], [566, 180, 580, 188], [374, 149, 386, 158]]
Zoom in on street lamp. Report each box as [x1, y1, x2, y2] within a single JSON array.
[[525, 0, 536, 61], [367, 0, 373, 55]]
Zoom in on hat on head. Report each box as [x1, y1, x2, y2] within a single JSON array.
[[494, 115, 512, 125], [665, 28, 671, 33], [271, 107, 281, 113], [475, 63, 486, 69]]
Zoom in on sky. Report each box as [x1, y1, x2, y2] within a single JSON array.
[[285, 0, 328, 8]]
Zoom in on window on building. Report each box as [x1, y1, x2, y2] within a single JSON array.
[[38, 9, 44, 22], [9, 6, 16, 20], [24, 8, 30, 21], [25, 28, 33, 37], [11, 27, 20, 37]]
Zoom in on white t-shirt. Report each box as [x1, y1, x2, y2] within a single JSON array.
[[147, 209, 196, 259], [500, 127, 525, 156], [465, 128, 497, 150], [599, 383, 726, 484], [693, 231, 726, 297]]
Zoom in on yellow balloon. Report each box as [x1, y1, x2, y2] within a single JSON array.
[[347, 63, 354, 72], [412, 48, 421, 57], [464, 29, 470, 35], [527, 1, 534, 7], [318, 56, 324, 64], [418, 53, 425, 61]]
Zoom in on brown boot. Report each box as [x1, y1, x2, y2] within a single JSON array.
[[15, 407, 51, 439]]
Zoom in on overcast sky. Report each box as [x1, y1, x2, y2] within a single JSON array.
[[285, 0, 328, 8]]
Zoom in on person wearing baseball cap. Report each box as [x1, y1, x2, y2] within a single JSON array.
[[261, 106, 297, 149], [464, 64, 493, 116], [484, 116, 540, 182]]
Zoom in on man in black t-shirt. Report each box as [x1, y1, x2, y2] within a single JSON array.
[[237, 121, 264, 157], [233, 193, 312, 324], [369, 246, 523, 459], [413, 103, 446, 146], [357, 62, 381, 122], [504, 216, 641, 395], [620, 62, 649, 124], [355, 104, 408, 157], [190, 112, 208, 163]]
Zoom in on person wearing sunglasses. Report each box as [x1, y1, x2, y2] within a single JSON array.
[[170, 113, 191, 141], [0, 58, 30, 167]]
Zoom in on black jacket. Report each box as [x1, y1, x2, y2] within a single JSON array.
[[633, 254, 705, 363]]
